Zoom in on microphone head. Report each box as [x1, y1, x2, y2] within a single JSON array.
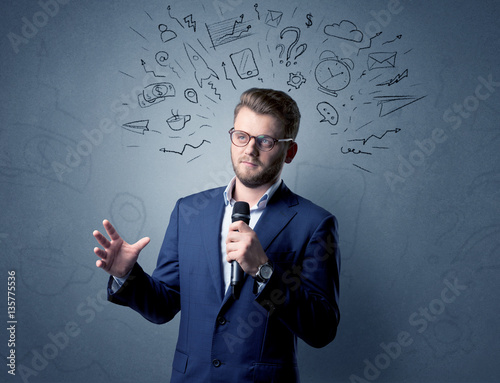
[[232, 201, 250, 224]]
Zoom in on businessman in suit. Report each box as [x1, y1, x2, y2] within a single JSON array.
[[92, 88, 340, 382]]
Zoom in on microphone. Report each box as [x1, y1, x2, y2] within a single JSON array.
[[230, 201, 250, 299]]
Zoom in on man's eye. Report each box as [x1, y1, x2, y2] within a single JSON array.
[[259, 137, 271, 145], [236, 134, 247, 141]]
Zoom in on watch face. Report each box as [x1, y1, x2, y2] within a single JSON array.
[[260, 264, 273, 279], [315, 59, 351, 91]]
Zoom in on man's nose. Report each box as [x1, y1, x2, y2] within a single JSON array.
[[244, 137, 259, 155]]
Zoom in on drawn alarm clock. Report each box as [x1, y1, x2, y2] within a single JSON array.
[[314, 51, 354, 97]]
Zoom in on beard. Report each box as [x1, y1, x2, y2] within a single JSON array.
[[232, 150, 286, 188]]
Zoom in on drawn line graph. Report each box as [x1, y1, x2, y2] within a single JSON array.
[[348, 128, 401, 145], [159, 140, 211, 155]]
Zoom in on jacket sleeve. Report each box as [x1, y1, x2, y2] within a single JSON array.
[[107, 199, 182, 324], [255, 214, 340, 348]]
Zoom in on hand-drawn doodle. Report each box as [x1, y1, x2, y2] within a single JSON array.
[[158, 24, 177, 43], [324, 20, 363, 42], [265, 10, 283, 27], [287, 72, 306, 89], [155, 51, 170, 66], [221, 62, 237, 89], [167, 110, 191, 131], [374, 95, 426, 117], [254, 3, 260, 20], [130, 26, 148, 42], [383, 34, 402, 45], [317, 102, 339, 125], [348, 128, 401, 145], [206, 14, 253, 49], [376, 69, 408, 86], [167, 5, 184, 28], [159, 139, 211, 155], [141, 59, 165, 77], [184, 14, 196, 32], [230, 48, 259, 79], [315, 51, 353, 96], [357, 31, 382, 55], [122, 120, 150, 135], [208, 81, 221, 100], [367, 52, 397, 70], [278, 27, 307, 67], [305, 13, 313, 28], [341, 147, 372, 155], [184, 42, 219, 87], [184, 88, 199, 103], [138, 82, 175, 108], [275, 43, 285, 63]]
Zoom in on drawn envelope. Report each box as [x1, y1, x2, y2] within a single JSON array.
[[265, 10, 283, 28], [367, 52, 397, 70]]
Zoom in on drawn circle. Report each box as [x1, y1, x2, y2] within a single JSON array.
[[155, 51, 169, 66], [152, 84, 168, 97], [158, 24, 167, 32]]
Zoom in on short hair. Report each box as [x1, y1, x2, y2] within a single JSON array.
[[234, 88, 301, 140]]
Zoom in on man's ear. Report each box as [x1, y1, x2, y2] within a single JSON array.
[[285, 142, 298, 164]]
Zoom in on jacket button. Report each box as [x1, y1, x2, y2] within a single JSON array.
[[217, 316, 226, 325], [212, 359, 221, 367]]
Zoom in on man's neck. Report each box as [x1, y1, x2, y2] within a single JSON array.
[[232, 178, 275, 207]]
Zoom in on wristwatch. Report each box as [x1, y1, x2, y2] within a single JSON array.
[[255, 261, 273, 283]]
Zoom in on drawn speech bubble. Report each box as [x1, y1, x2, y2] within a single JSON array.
[[317, 102, 339, 125]]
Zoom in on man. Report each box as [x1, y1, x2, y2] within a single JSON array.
[[93, 88, 340, 382]]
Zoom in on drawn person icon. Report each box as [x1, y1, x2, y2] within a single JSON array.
[[158, 24, 177, 43]]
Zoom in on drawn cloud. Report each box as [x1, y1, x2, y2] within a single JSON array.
[[324, 20, 363, 42]]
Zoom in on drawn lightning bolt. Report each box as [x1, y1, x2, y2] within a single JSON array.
[[184, 14, 197, 32]]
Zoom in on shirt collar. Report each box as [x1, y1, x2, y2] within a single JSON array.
[[223, 176, 282, 210]]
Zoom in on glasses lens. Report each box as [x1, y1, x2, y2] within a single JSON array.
[[256, 136, 274, 151], [232, 130, 249, 146]]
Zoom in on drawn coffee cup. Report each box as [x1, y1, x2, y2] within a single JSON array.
[[167, 114, 191, 131]]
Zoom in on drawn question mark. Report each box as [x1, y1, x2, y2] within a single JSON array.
[[275, 44, 285, 64], [279, 27, 307, 67]]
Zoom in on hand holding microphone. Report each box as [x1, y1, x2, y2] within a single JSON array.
[[227, 201, 269, 299], [230, 202, 250, 299]]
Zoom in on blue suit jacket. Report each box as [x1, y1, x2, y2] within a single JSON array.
[[108, 181, 340, 382]]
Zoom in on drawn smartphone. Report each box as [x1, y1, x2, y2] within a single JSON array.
[[230, 48, 259, 79]]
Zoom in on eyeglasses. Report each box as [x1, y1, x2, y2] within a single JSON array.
[[228, 128, 293, 152]]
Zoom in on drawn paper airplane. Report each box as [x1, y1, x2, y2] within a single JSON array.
[[184, 43, 219, 87], [374, 95, 426, 117], [122, 120, 150, 134]]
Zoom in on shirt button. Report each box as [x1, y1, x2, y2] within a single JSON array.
[[217, 316, 226, 325], [212, 359, 221, 367]]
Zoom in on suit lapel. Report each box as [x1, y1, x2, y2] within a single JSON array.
[[253, 182, 298, 252], [201, 189, 226, 302]]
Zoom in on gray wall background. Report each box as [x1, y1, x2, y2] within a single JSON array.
[[1, 0, 499, 382]]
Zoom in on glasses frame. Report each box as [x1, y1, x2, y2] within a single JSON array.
[[228, 128, 294, 152]]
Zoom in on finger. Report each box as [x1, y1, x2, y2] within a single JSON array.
[[228, 221, 251, 233], [103, 219, 121, 241], [96, 259, 106, 269], [94, 247, 106, 260], [93, 230, 111, 248], [133, 237, 150, 251]]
